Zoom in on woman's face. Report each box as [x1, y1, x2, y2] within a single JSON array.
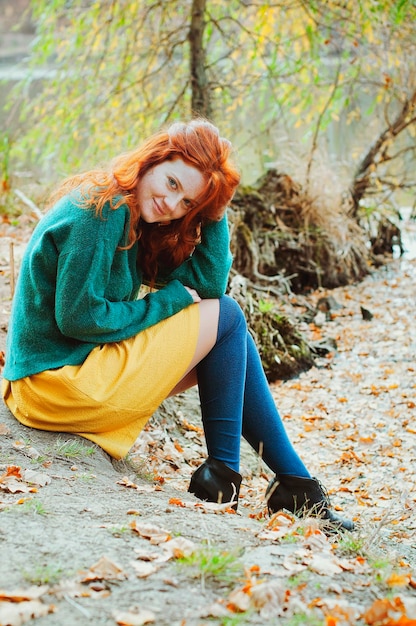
[[136, 158, 206, 224]]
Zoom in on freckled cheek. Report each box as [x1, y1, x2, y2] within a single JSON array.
[[172, 207, 187, 220]]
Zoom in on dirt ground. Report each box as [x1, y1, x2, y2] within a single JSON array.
[[0, 215, 415, 626]]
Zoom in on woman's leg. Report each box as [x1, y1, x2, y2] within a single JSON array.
[[179, 297, 353, 527], [171, 295, 309, 476], [195, 296, 247, 472], [171, 296, 247, 472], [193, 296, 309, 476], [168, 299, 220, 396], [169, 296, 245, 507], [242, 332, 310, 477]]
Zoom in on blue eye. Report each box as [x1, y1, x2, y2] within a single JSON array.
[[168, 177, 177, 189]]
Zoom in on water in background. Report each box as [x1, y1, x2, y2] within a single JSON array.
[[394, 207, 416, 261]]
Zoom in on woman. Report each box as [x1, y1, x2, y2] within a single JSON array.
[[2, 119, 353, 530]]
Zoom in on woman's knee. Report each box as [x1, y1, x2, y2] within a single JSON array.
[[194, 299, 220, 356], [218, 295, 247, 336], [194, 296, 246, 356]]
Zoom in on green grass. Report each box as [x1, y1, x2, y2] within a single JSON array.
[[53, 438, 96, 459], [286, 613, 324, 626], [23, 563, 66, 585], [4, 497, 49, 516], [74, 472, 97, 482], [217, 613, 254, 626], [177, 543, 244, 587], [114, 455, 156, 482], [335, 533, 366, 557], [108, 524, 130, 537], [287, 570, 310, 588]]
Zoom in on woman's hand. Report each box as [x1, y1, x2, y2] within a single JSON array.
[[184, 286, 201, 303]]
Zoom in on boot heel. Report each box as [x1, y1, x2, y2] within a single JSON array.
[[189, 457, 242, 510], [266, 474, 354, 531]]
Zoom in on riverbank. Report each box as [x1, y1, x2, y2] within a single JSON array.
[[0, 250, 415, 625]]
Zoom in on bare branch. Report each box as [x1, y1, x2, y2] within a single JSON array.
[[305, 62, 341, 190], [351, 89, 416, 213]]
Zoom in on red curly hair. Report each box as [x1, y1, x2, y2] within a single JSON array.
[[48, 119, 240, 281]]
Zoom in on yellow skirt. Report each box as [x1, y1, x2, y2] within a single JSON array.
[[2, 305, 200, 459]]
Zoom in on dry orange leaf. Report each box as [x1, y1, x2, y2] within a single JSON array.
[[359, 435, 376, 444], [168, 497, 186, 508], [386, 573, 411, 587], [180, 418, 203, 435], [4, 466, 22, 479], [362, 597, 416, 625], [173, 440, 183, 453]]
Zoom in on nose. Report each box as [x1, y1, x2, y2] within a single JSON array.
[[164, 193, 182, 213]]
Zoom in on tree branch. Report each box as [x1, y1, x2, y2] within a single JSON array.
[[350, 89, 416, 214]]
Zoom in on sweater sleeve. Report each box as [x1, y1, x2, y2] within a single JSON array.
[[158, 214, 233, 298], [53, 208, 194, 344], [55, 253, 193, 343]]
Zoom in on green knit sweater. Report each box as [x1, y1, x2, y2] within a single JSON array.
[[4, 194, 232, 380]]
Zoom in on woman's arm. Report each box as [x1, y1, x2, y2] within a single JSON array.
[[158, 214, 233, 298], [44, 198, 194, 344], [54, 244, 194, 344]]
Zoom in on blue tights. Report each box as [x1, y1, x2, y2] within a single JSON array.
[[196, 295, 310, 477]]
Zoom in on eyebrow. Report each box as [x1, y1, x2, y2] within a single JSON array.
[[168, 170, 198, 204]]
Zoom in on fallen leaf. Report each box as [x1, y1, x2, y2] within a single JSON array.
[[250, 580, 289, 618], [386, 573, 411, 587], [81, 556, 127, 582], [308, 554, 343, 576], [0, 599, 55, 625], [113, 606, 155, 625], [162, 537, 197, 560], [226, 587, 251, 613], [201, 601, 230, 618], [12, 442, 41, 459], [0, 477, 31, 494], [362, 597, 416, 625], [0, 423, 11, 435], [130, 561, 158, 578], [168, 497, 186, 508], [173, 440, 183, 453], [0, 586, 49, 602], [226, 579, 290, 619], [23, 469, 51, 487], [129, 521, 171, 545], [1, 465, 22, 480], [116, 477, 158, 493], [179, 417, 204, 435]]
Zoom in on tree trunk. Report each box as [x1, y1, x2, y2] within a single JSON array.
[[189, 0, 211, 118]]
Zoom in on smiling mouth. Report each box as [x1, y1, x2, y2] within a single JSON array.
[[153, 198, 167, 217]]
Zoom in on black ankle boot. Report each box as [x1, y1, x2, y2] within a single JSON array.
[[266, 474, 354, 531], [188, 457, 242, 510]]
